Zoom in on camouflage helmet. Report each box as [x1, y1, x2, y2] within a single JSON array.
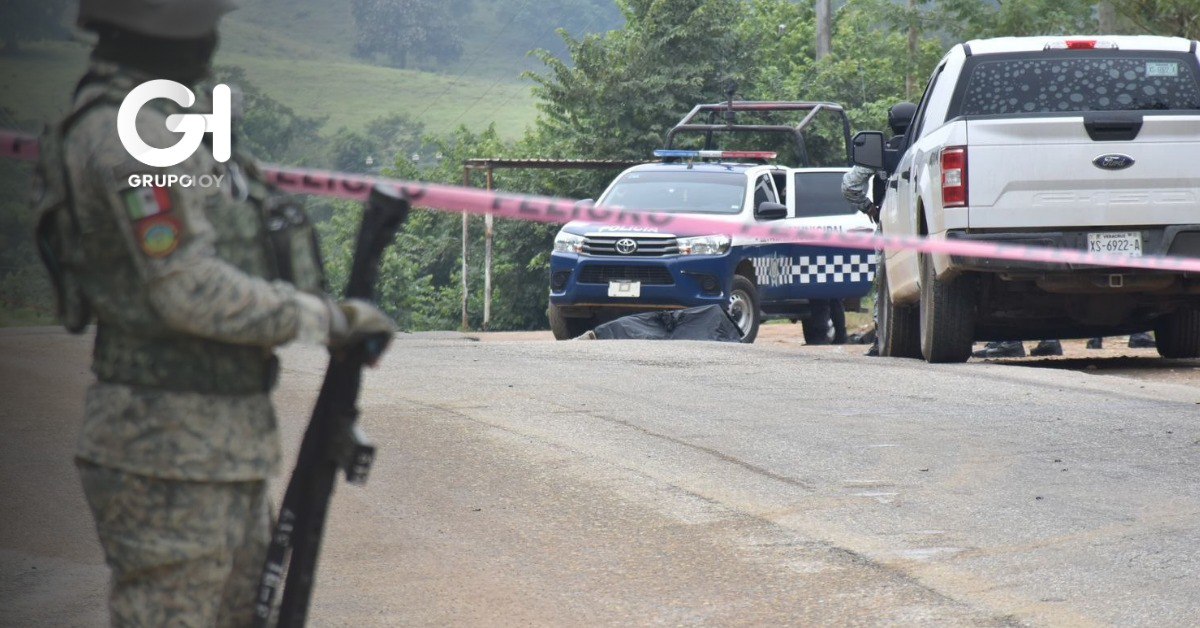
[[78, 0, 238, 39]]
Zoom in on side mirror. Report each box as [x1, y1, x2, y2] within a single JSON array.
[[851, 131, 885, 170], [574, 198, 594, 208], [756, 201, 788, 221]]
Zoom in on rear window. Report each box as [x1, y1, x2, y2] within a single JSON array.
[[599, 170, 746, 214], [793, 172, 857, 219], [954, 51, 1200, 116]]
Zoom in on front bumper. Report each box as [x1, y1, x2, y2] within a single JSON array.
[[549, 252, 732, 315]]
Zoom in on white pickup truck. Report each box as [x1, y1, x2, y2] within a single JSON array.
[[853, 35, 1200, 362]]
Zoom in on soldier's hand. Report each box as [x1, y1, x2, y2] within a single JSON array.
[[865, 203, 880, 224], [329, 299, 395, 363]]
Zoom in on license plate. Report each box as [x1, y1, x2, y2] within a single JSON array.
[[608, 280, 641, 297], [1087, 231, 1142, 256]]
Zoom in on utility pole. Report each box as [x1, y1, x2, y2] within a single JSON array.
[[1097, 1, 1117, 33], [815, 0, 832, 60]]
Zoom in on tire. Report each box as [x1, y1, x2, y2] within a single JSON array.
[[877, 256, 921, 358], [548, 305, 594, 340], [918, 253, 976, 363], [1154, 306, 1200, 358], [728, 275, 761, 343], [801, 301, 832, 345]]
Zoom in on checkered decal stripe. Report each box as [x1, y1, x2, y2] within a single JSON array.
[[795, 254, 877, 284], [752, 254, 878, 287]]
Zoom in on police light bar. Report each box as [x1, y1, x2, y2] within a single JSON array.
[[653, 149, 777, 161], [1044, 39, 1118, 50]]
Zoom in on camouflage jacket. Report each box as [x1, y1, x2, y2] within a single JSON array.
[[50, 62, 331, 480], [840, 164, 882, 216]]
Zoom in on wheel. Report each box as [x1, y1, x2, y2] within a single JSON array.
[[918, 253, 976, 363], [877, 255, 921, 358], [1154, 306, 1200, 358], [548, 305, 594, 340], [801, 301, 832, 345], [728, 275, 761, 343]]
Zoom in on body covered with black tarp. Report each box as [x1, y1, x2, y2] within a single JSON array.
[[591, 305, 743, 341]]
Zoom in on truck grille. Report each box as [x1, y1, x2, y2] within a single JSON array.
[[578, 265, 674, 285], [582, 234, 679, 257]]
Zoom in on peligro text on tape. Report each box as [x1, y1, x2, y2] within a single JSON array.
[[3, 128, 1200, 275]]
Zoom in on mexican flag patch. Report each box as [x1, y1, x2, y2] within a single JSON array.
[[122, 186, 173, 221]]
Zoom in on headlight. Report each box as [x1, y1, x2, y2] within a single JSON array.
[[677, 234, 731, 255], [553, 232, 585, 253]]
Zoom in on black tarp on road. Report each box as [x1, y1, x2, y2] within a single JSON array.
[[591, 305, 744, 342]]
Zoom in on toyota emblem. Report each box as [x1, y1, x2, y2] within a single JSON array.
[[615, 238, 638, 254]]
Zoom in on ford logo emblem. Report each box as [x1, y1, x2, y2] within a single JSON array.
[[1093, 154, 1135, 170], [615, 238, 638, 255]]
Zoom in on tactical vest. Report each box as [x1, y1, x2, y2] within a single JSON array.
[[34, 75, 326, 395]]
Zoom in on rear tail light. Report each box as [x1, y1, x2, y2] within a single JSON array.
[[941, 146, 968, 208]]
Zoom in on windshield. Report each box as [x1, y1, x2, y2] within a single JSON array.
[[599, 171, 745, 214], [955, 52, 1200, 116]]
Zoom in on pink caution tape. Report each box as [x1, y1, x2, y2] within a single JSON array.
[[4, 128, 1200, 275], [2, 130, 40, 161]]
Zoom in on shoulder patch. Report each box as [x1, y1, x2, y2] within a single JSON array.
[[121, 185, 174, 221], [135, 214, 182, 258]]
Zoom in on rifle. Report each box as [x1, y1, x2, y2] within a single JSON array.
[[254, 185, 410, 627]]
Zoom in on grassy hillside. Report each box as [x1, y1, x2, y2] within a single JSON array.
[[0, 0, 629, 139], [221, 0, 358, 61], [0, 39, 537, 141], [0, 0, 552, 139], [220, 52, 537, 137], [0, 40, 90, 127]]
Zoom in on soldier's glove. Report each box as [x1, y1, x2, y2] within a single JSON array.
[[329, 299, 396, 364], [865, 203, 880, 224]]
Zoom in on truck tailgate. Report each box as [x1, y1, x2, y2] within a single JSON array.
[[967, 115, 1200, 229]]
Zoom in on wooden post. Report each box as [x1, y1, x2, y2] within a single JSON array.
[[484, 168, 494, 331], [815, 0, 832, 60], [461, 167, 470, 331]]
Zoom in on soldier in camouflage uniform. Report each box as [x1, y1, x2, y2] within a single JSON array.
[[34, 1, 394, 625], [842, 103, 916, 356]]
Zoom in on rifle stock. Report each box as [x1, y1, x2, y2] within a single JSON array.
[[254, 186, 409, 627]]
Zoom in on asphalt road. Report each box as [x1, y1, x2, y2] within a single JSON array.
[[3, 328, 1200, 626]]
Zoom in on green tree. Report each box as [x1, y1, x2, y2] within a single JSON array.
[[739, 0, 943, 134], [933, 0, 1097, 40], [351, 0, 473, 68], [1115, 0, 1200, 38], [527, 0, 758, 164], [329, 113, 428, 174], [509, 0, 625, 60]]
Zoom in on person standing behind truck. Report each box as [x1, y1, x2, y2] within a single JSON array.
[[842, 102, 916, 355]]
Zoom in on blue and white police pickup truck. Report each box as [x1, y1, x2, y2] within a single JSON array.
[[548, 149, 876, 342]]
